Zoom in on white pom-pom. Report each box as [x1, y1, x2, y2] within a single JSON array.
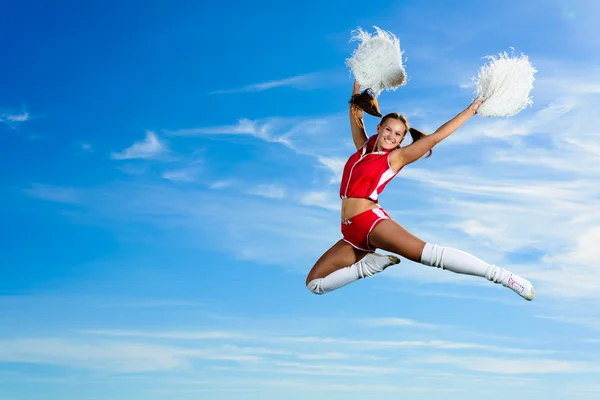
[[346, 26, 407, 96], [474, 50, 537, 117]]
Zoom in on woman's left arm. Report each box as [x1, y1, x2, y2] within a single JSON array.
[[390, 98, 483, 169]]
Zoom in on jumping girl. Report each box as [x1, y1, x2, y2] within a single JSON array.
[[305, 80, 535, 301]]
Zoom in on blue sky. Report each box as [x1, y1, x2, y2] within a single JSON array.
[[2, 0, 600, 398]]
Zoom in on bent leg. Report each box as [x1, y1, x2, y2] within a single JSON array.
[[369, 220, 535, 300], [305, 240, 399, 295]]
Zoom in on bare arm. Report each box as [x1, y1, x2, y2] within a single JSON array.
[[349, 80, 369, 150], [391, 98, 483, 168]]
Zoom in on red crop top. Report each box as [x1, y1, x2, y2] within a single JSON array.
[[339, 134, 401, 202]]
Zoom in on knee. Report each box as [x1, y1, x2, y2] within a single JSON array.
[[420, 243, 443, 268], [306, 279, 324, 295]]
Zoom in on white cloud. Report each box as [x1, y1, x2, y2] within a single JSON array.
[[445, 98, 576, 144], [167, 118, 260, 136], [21, 181, 341, 271], [387, 80, 600, 300], [246, 183, 286, 199], [399, 168, 592, 204], [359, 317, 437, 329], [545, 226, 600, 266], [6, 112, 30, 122], [0, 337, 279, 373], [104, 299, 203, 308], [272, 361, 397, 375], [164, 118, 295, 149], [317, 156, 346, 183], [79, 330, 249, 340], [418, 355, 598, 374], [394, 163, 600, 297], [210, 71, 336, 94], [535, 315, 600, 331], [110, 131, 169, 160], [210, 180, 233, 189], [163, 114, 351, 162], [1, 296, 590, 395], [0, 338, 188, 372], [23, 183, 81, 204], [275, 336, 554, 356], [378, 285, 524, 307], [296, 352, 349, 360], [0, 110, 30, 128], [162, 168, 197, 182], [299, 190, 340, 211], [451, 219, 505, 238]]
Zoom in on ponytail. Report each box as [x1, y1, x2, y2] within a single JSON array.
[[379, 113, 433, 159], [408, 127, 432, 158]]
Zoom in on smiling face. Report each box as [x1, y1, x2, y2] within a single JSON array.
[[375, 117, 407, 150]]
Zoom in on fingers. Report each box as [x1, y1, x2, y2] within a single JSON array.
[[468, 97, 484, 114]]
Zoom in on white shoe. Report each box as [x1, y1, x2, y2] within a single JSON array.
[[505, 273, 536, 301], [360, 252, 401, 278]]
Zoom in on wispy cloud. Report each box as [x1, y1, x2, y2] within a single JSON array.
[[450, 219, 505, 238], [164, 117, 295, 149], [0, 327, 559, 379], [210, 71, 334, 94], [246, 183, 286, 199], [0, 338, 189, 372], [0, 110, 30, 128], [80, 142, 93, 152], [443, 98, 576, 144], [535, 315, 600, 331], [275, 336, 555, 356], [80, 329, 249, 340], [162, 168, 198, 183], [23, 183, 81, 205], [22, 182, 340, 270], [210, 180, 233, 189], [378, 285, 523, 307], [103, 300, 204, 308], [167, 118, 261, 136], [163, 114, 349, 160], [299, 190, 339, 211], [110, 131, 169, 160], [317, 156, 346, 183], [359, 317, 437, 329], [418, 355, 599, 374], [583, 338, 600, 343], [394, 162, 600, 298]]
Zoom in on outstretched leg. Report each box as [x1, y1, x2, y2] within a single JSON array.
[[305, 240, 400, 295], [369, 220, 535, 300]]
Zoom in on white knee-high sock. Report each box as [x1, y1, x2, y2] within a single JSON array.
[[420, 243, 510, 284], [307, 253, 399, 295]]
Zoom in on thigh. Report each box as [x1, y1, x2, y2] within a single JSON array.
[[369, 219, 426, 262], [306, 240, 369, 284]]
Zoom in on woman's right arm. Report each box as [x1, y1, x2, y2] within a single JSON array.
[[349, 80, 369, 150]]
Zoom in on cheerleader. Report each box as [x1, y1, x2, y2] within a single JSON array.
[[305, 81, 535, 301]]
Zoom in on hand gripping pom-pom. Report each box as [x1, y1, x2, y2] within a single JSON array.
[[473, 50, 537, 117], [346, 26, 407, 96]]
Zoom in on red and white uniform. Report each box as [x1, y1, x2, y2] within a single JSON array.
[[339, 134, 400, 202], [339, 134, 401, 252]]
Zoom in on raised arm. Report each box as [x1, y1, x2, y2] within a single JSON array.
[[391, 98, 483, 169], [349, 80, 369, 150]]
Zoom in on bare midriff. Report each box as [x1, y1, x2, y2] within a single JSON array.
[[341, 197, 380, 221]]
